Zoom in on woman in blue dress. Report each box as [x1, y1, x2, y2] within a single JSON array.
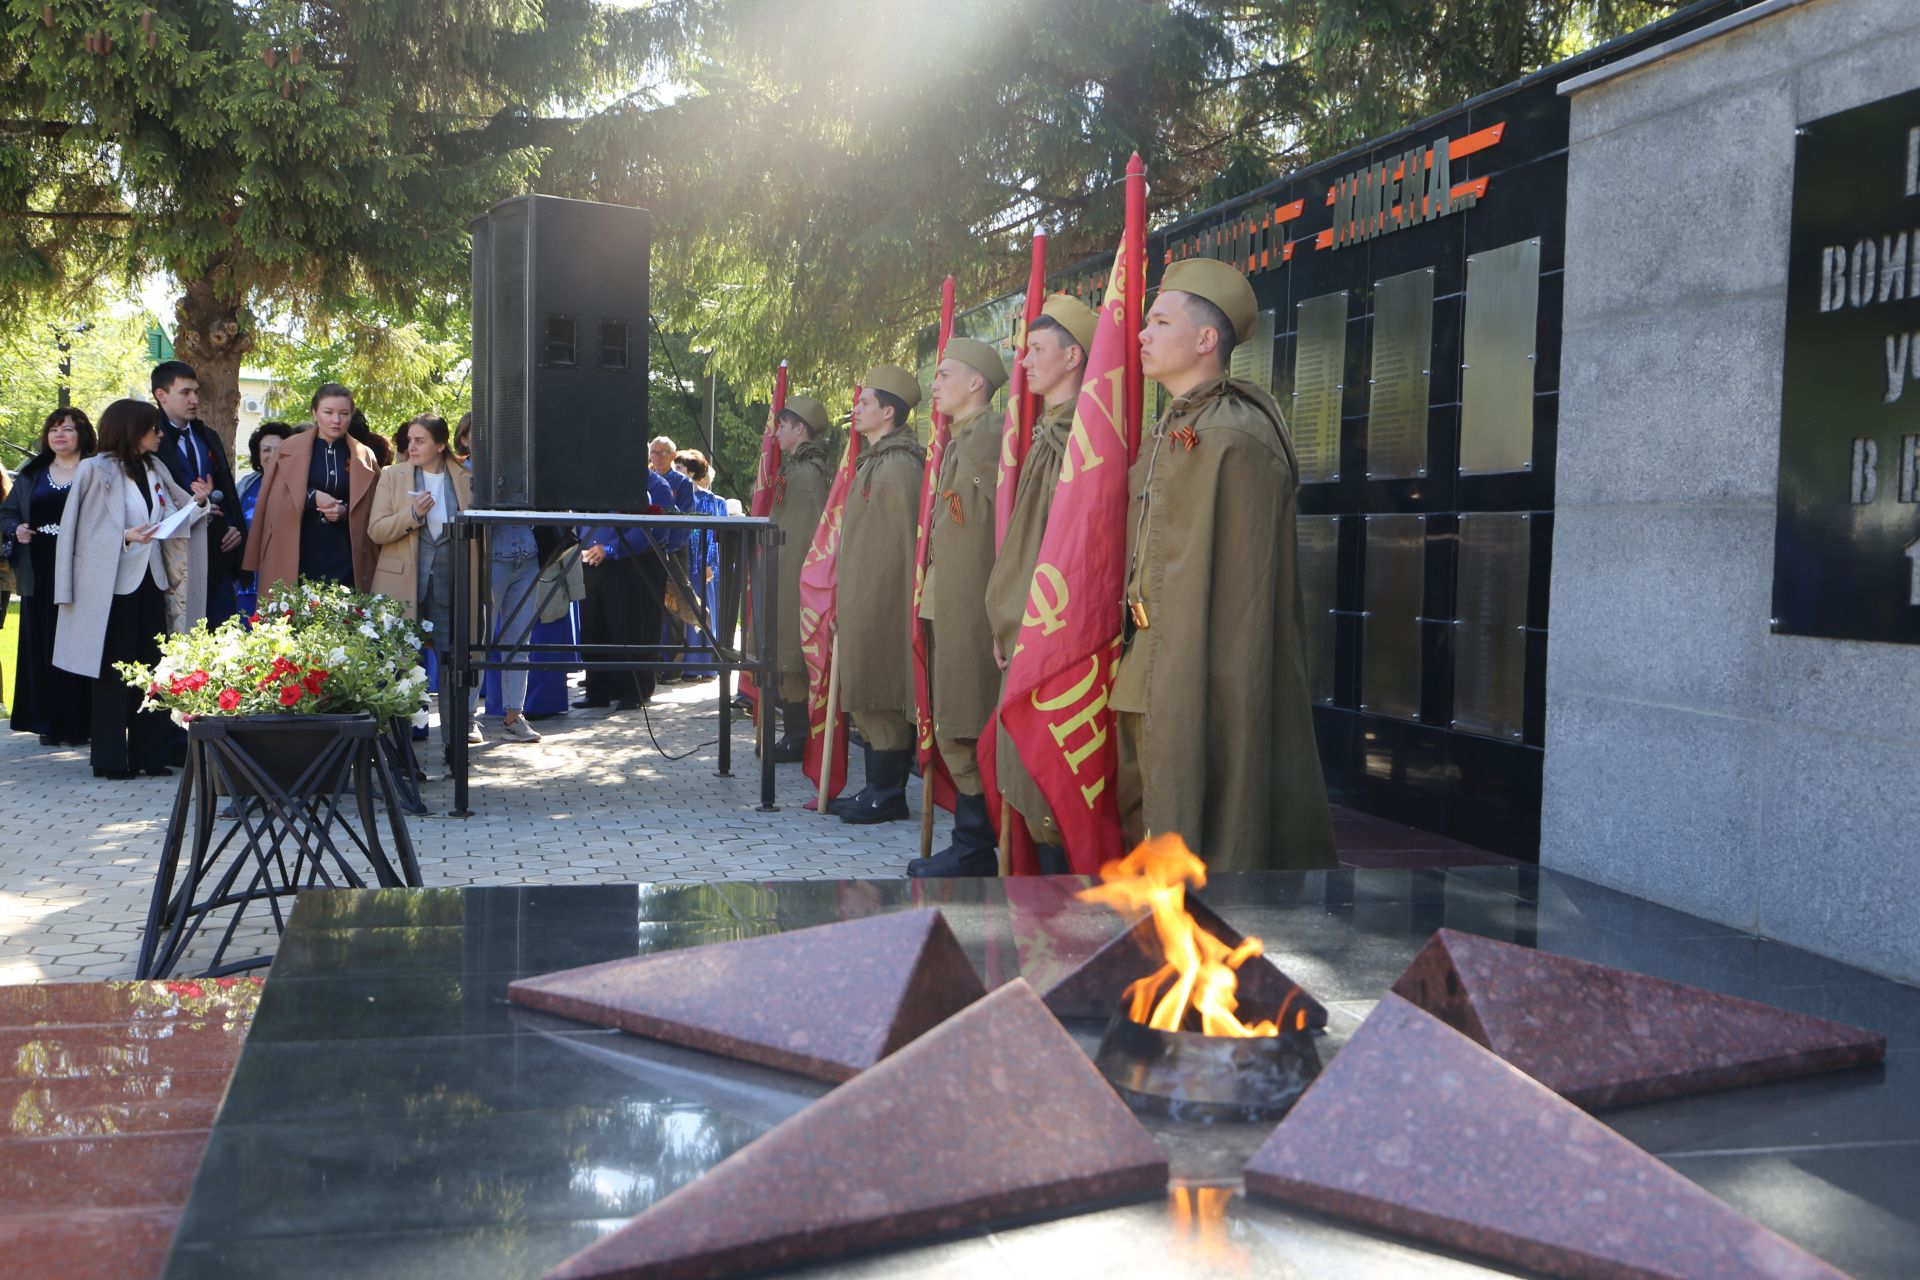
[[674, 451, 727, 679]]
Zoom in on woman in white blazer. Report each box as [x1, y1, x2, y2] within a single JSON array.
[[54, 399, 212, 778]]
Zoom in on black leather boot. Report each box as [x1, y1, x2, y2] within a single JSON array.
[[907, 793, 998, 876], [1035, 843, 1070, 875], [826, 742, 877, 817], [839, 748, 912, 824], [771, 701, 808, 763]]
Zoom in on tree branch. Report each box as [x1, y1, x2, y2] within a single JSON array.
[[6, 209, 134, 221]]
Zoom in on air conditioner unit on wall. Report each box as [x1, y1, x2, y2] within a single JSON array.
[[243, 397, 263, 415]]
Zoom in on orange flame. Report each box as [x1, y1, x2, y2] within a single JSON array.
[[1078, 834, 1280, 1038]]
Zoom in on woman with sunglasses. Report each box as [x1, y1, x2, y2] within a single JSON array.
[[52, 400, 212, 778]]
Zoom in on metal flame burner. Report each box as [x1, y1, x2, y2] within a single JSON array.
[[1093, 1012, 1322, 1124]]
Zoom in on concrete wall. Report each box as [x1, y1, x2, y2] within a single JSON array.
[[1546, 0, 1920, 983]]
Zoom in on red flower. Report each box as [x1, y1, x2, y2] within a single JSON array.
[[218, 688, 242, 711], [302, 669, 328, 695], [148, 682, 162, 696], [165, 981, 204, 999], [185, 670, 211, 691], [215, 977, 237, 989], [279, 684, 304, 707], [248, 612, 261, 625]]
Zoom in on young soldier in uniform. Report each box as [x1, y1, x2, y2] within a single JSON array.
[[907, 337, 1009, 877], [767, 394, 834, 762], [829, 367, 926, 824], [1113, 259, 1338, 871], [981, 294, 1098, 874]]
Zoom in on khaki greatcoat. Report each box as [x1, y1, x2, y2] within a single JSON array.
[[923, 407, 1001, 741], [771, 438, 835, 680], [1111, 377, 1337, 872], [983, 401, 1075, 841], [835, 426, 925, 716], [241, 429, 381, 594]]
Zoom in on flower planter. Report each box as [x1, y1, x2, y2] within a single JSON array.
[[202, 713, 378, 798]]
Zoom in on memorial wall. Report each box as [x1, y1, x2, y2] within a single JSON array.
[[1549, 0, 1920, 982], [938, 0, 1760, 859]]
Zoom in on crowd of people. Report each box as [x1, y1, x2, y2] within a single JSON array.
[[4, 255, 1333, 880], [2, 360, 730, 777]]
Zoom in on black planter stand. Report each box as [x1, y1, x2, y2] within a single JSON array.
[[138, 714, 422, 979]]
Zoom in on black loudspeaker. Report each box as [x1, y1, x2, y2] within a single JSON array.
[[469, 194, 652, 512]]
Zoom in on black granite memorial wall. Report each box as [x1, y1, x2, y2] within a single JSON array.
[[931, 0, 1765, 859]]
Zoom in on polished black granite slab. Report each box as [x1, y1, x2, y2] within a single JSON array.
[[164, 870, 1920, 1279]]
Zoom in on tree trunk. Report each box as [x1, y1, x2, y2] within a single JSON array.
[[172, 282, 255, 456]]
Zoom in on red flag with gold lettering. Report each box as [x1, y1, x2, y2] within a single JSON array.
[[740, 362, 788, 716], [998, 157, 1145, 873], [910, 277, 958, 815], [980, 233, 1047, 874], [799, 401, 859, 804]]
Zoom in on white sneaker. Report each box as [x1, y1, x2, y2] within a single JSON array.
[[467, 723, 485, 745], [503, 716, 543, 743]]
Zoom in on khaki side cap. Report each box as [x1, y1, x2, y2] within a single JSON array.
[[1160, 258, 1257, 343], [864, 365, 923, 409], [942, 336, 1009, 390], [784, 394, 829, 434]]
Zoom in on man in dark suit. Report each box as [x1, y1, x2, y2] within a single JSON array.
[[152, 360, 246, 625]]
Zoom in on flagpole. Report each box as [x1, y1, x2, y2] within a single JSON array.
[[817, 636, 840, 814], [1124, 155, 1145, 456], [917, 275, 957, 861]]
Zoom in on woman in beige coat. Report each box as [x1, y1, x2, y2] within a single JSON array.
[[54, 400, 211, 778], [242, 384, 380, 594], [368, 414, 480, 754]]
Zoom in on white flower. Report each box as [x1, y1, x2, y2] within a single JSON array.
[[408, 665, 427, 683], [419, 620, 434, 633], [360, 623, 379, 640], [329, 646, 348, 665]]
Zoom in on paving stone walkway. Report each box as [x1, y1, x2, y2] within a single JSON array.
[[0, 678, 949, 982]]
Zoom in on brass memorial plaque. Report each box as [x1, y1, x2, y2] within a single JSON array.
[[1367, 268, 1435, 479], [1297, 515, 1340, 705], [1291, 291, 1348, 484], [1459, 238, 1540, 475], [1452, 514, 1531, 740], [1362, 514, 1425, 722], [1229, 308, 1278, 396]]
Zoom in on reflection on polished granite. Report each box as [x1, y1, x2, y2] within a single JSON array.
[[163, 871, 1920, 1279]]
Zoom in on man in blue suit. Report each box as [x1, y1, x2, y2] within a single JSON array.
[[648, 435, 695, 681], [574, 469, 677, 710], [152, 361, 246, 625]]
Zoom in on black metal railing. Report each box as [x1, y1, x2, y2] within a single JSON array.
[[446, 509, 782, 816]]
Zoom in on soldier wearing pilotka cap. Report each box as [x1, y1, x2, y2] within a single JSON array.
[[766, 394, 835, 763], [982, 293, 1098, 873], [906, 335, 1008, 877], [829, 366, 927, 825], [1111, 257, 1338, 871]]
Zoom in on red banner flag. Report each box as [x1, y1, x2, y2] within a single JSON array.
[[910, 276, 959, 815], [799, 396, 860, 805], [740, 362, 789, 716], [981, 233, 1049, 874], [999, 156, 1146, 873]]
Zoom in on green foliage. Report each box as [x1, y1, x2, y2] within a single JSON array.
[[251, 301, 473, 436], [0, 287, 158, 458], [3, 0, 1686, 430]]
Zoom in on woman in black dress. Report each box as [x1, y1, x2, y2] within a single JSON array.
[[1, 408, 96, 744]]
